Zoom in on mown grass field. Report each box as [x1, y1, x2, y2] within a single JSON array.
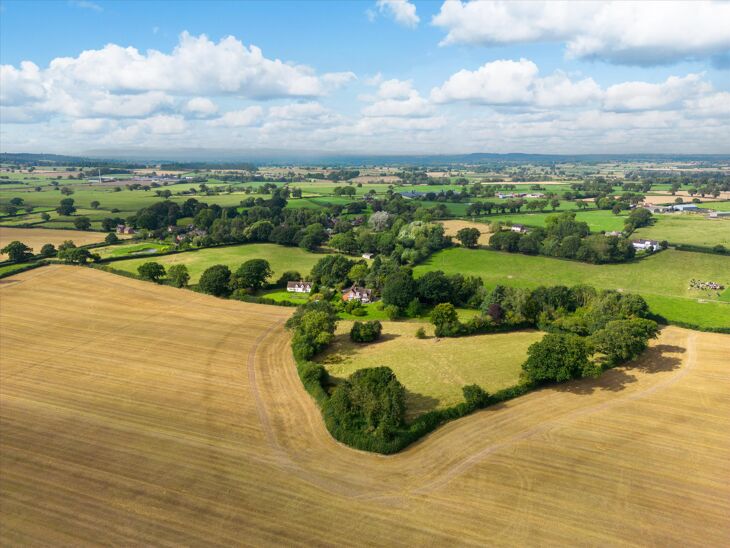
[[634, 215, 730, 248], [0, 226, 108, 259], [318, 321, 542, 419], [110, 243, 327, 283], [482, 208, 628, 232], [1, 266, 728, 545], [415, 248, 730, 329]]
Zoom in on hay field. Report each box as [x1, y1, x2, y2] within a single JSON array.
[[0, 227, 107, 259], [1, 267, 729, 545], [440, 219, 492, 246]]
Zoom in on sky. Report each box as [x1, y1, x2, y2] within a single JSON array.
[[1, 0, 730, 157]]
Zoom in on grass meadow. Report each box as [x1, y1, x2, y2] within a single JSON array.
[[633, 215, 730, 248], [318, 321, 542, 419], [415, 248, 730, 329], [110, 243, 327, 283]]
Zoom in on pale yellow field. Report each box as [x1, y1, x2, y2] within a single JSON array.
[[440, 219, 492, 245], [0, 227, 108, 259], [1, 266, 729, 546]]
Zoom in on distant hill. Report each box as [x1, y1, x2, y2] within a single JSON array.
[[2, 150, 729, 168]]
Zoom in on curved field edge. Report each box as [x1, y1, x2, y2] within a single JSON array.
[[2, 266, 729, 545]]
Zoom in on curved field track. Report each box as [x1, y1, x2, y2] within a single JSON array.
[[1, 266, 729, 546]]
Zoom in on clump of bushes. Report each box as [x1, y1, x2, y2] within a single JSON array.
[[350, 320, 382, 343]]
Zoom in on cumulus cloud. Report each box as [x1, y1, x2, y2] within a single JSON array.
[[209, 106, 263, 127], [603, 74, 711, 112], [362, 79, 432, 117], [431, 59, 539, 105], [430, 58, 604, 108], [0, 31, 356, 126], [376, 0, 420, 28], [432, 1, 730, 66], [184, 97, 218, 117], [71, 118, 114, 133]]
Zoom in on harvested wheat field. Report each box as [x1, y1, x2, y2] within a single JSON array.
[[440, 219, 492, 245], [1, 266, 729, 546], [0, 227, 108, 259]]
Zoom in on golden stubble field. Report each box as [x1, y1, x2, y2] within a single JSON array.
[[440, 219, 492, 246], [0, 227, 109, 259], [1, 266, 729, 546]]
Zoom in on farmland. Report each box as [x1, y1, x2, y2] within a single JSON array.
[[439, 219, 492, 245], [633, 215, 730, 248], [1, 266, 729, 544], [318, 321, 542, 419], [415, 248, 730, 329], [108, 242, 328, 283], [0, 227, 108, 259]]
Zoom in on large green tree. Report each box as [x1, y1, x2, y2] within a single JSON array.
[[1, 240, 32, 263], [231, 259, 273, 290], [198, 264, 232, 297], [137, 262, 166, 283], [522, 333, 593, 383]]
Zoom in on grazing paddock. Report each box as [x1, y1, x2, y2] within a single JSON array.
[[1, 267, 729, 545], [633, 215, 730, 248], [440, 219, 492, 246], [416, 248, 730, 329], [318, 321, 542, 418], [110, 242, 327, 283], [0, 226, 107, 259]]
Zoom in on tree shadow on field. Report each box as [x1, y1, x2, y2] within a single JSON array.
[[552, 344, 684, 396], [405, 389, 440, 417]]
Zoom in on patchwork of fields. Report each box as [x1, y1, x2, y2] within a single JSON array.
[[415, 248, 730, 329], [1, 267, 729, 544]]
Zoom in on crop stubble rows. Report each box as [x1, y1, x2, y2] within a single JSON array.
[[1, 266, 729, 546]]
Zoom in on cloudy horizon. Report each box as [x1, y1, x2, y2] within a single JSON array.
[[2, 0, 729, 156]]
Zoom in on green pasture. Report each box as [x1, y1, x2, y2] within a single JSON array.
[[634, 215, 730, 248], [414, 248, 730, 329], [318, 321, 542, 419], [110, 243, 328, 283]]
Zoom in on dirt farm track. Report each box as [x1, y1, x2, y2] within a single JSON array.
[[1, 266, 729, 546]]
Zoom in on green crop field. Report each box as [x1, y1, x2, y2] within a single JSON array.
[[317, 321, 543, 419], [482, 208, 627, 232], [415, 248, 730, 329], [634, 215, 730, 248], [698, 201, 730, 211], [110, 243, 328, 283]]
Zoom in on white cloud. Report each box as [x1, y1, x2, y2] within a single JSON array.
[[209, 106, 263, 127], [362, 79, 432, 117], [0, 32, 356, 125], [376, 0, 420, 28], [432, 1, 730, 66], [89, 91, 173, 117], [184, 97, 218, 116], [143, 115, 187, 134], [431, 59, 539, 104], [71, 118, 114, 133], [603, 74, 710, 112]]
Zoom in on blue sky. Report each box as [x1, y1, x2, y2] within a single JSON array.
[[1, 0, 729, 156]]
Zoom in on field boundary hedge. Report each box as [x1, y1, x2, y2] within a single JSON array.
[[647, 312, 730, 334], [0, 261, 48, 279]]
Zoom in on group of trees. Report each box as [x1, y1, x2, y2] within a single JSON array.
[[490, 212, 636, 264], [195, 259, 273, 297], [136, 262, 191, 287]]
